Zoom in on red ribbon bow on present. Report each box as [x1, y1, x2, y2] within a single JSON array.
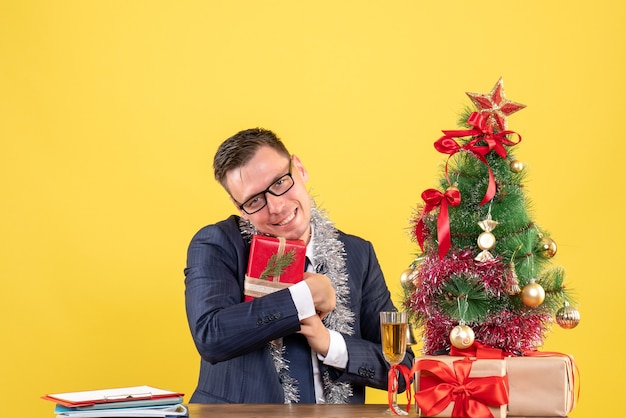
[[434, 112, 522, 205], [449, 341, 507, 359], [387, 363, 413, 415], [415, 187, 461, 259], [412, 358, 508, 418]]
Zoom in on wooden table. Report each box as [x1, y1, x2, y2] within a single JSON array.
[[186, 403, 565, 417], [187, 403, 402, 417]]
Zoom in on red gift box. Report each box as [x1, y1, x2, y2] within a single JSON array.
[[244, 235, 306, 301], [413, 355, 508, 418]]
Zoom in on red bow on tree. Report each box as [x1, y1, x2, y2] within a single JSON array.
[[434, 112, 521, 205], [415, 187, 461, 259]]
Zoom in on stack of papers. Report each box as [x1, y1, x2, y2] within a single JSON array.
[[42, 385, 188, 417]]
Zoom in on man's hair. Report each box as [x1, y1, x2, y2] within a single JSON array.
[[213, 128, 290, 189]]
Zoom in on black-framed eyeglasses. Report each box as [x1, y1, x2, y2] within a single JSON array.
[[235, 164, 295, 215]]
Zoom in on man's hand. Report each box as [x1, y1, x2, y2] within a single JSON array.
[[303, 272, 336, 316], [298, 315, 330, 356]]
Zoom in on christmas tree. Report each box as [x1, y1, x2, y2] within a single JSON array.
[[403, 78, 580, 356]]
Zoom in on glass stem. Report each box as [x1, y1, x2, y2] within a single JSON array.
[[392, 368, 399, 408]]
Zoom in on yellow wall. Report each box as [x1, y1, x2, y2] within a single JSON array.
[[1, 1, 623, 416]]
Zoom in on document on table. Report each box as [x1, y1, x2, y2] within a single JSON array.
[[54, 403, 188, 417], [42, 385, 184, 408]]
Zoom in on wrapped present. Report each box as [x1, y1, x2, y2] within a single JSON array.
[[413, 355, 508, 418], [506, 353, 577, 417], [244, 235, 306, 301], [448, 342, 577, 416]]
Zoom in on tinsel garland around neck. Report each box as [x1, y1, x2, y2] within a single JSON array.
[[238, 201, 354, 404]]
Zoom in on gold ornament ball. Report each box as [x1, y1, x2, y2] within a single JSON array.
[[510, 160, 524, 173], [400, 268, 415, 288], [446, 185, 459, 193], [477, 231, 496, 251], [521, 280, 545, 307], [539, 236, 558, 258], [449, 324, 475, 349], [556, 304, 581, 329]]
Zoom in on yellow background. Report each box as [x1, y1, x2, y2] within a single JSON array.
[[1, 1, 623, 416]]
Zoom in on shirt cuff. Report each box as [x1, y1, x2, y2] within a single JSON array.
[[317, 329, 348, 369], [288, 281, 316, 320]]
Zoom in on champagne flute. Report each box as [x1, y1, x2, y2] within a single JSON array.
[[380, 311, 408, 415]]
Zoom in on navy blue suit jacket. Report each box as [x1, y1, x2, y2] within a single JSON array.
[[184, 215, 413, 403]]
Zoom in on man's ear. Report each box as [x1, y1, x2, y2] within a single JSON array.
[[291, 154, 309, 182]]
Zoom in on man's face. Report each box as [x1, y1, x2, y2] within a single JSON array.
[[225, 146, 312, 243]]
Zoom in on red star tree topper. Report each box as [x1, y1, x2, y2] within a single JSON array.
[[466, 77, 526, 132]]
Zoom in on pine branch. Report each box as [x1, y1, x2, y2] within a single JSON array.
[[538, 266, 569, 312], [259, 249, 296, 280], [440, 275, 490, 323]]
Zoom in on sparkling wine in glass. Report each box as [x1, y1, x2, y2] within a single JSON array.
[[380, 311, 408, 415]]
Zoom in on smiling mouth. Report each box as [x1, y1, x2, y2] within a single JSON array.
[[275, 209, 297, 226]]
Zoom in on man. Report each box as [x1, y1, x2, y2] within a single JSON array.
[[184, 128, 413, 404]]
